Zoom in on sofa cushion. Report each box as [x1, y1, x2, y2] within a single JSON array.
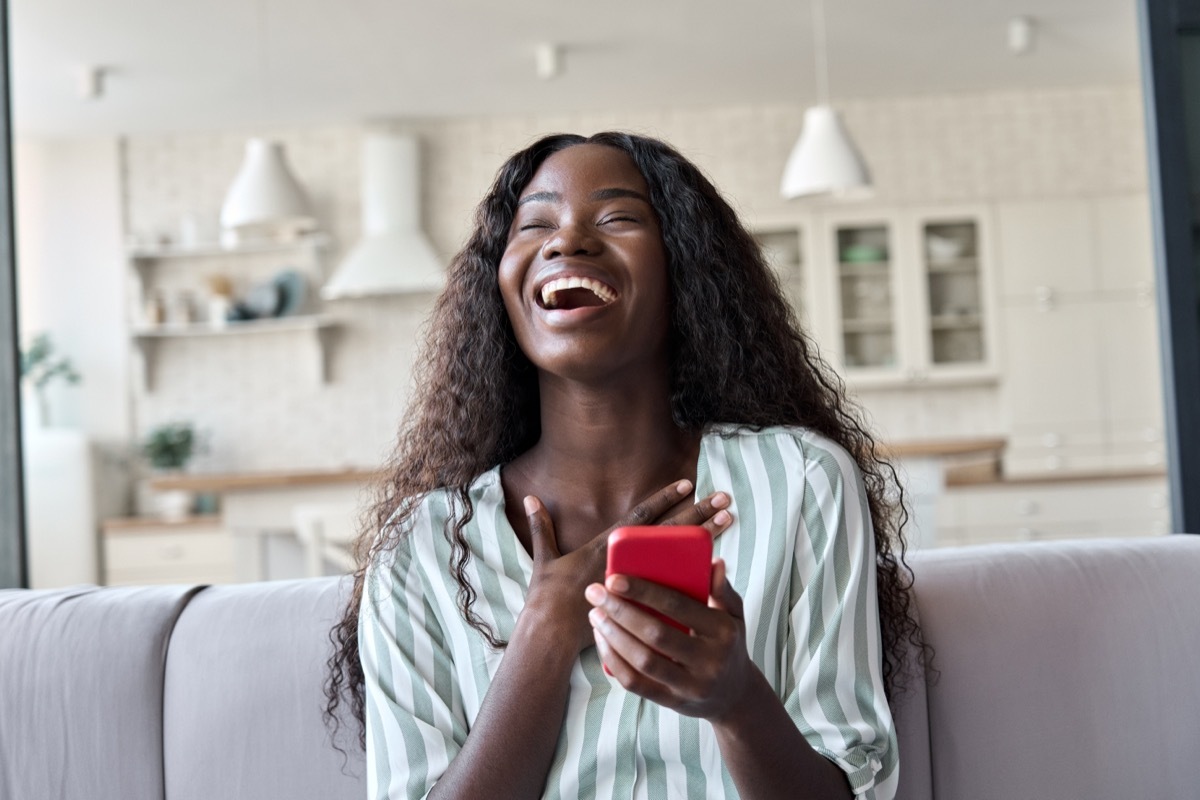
[[163, 576, 365, 800], [0, 583, 200, 800], [912, 536, 1200, 800], [889, 598, 933, 800]]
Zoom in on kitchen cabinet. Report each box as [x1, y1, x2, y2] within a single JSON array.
[[102, 515, 235, 586], [934, 474, 1170, 547], [994, 194, 1164, 477], [127, 235, 341, 391], [750, 222, 809, 324], [810, 206, 998, 388]]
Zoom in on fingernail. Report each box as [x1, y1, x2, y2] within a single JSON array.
[[523, 496, 538, 515], [711, 492, 729, 509], [714, 510, 731, 526], [588, 608, 605, 626], [585, 584, 606, 604], [676, 479, 693, 495], [607, 575, 629, 593]]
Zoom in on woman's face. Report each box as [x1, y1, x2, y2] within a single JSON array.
[[498, 144, 670, 383]]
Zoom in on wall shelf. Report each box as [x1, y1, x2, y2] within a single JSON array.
[[132, 315, 340, 391], [127, 233, 330, 262]]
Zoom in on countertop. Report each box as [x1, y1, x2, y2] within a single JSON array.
[[149, 467, 381, 493], [149, 437, 1010, 493]]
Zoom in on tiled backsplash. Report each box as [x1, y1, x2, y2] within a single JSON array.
[[122, 85, 1146, 472]]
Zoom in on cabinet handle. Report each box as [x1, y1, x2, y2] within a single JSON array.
[[1033, 286, 1056, 311]]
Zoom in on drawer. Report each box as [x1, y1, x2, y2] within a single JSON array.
[[947, 479, 1170, 528], [105, 530, 234, 572]]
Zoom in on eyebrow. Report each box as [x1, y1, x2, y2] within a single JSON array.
[[516, 188, 651, 207]]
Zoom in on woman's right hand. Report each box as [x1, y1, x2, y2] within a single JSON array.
[[520, 480, 733, 652]]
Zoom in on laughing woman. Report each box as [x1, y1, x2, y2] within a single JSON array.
[[325, 132, 924, 800]]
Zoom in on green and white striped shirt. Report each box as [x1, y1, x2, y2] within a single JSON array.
[[360, 425, 898, 799]]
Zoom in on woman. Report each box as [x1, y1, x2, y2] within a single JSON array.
[[326, 132, 923, 799]]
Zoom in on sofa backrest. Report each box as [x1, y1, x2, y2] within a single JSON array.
[[0, 584, 200, 800], [910, 536, 1200, 800], [162, 576, 365, 800]]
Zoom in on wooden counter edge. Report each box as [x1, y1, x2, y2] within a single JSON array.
[[149, 468, 384, 492], [102, 514, 224, 534], [881, 437, 1007, 459]]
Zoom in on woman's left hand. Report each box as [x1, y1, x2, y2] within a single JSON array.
[[585, 558, 755, 723]]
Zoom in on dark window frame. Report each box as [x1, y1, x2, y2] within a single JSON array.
[[1140, 0, 1200, 534], [0, 0, 28, 589]]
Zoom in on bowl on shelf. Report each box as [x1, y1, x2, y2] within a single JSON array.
[[926, 234, 966, 263]]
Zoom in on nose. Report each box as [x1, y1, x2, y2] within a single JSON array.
[[541, 221, 599, 259]]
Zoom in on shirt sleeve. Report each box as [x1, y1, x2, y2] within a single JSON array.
[[781, 437, 899, 799], [360, 531, 467, 800]]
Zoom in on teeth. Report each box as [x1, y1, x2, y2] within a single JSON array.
[[539, 276, 617, 309]]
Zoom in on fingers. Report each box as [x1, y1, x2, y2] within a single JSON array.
[[588, 599, 691, 687], [524, 495, 560, 563], [707, 559, 744, 620], [621, 479, 696, 527], [662, 491, 734, 538], [587, 577, 710, 654]]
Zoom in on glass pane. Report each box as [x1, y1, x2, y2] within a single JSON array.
[[924, 220, 984, 365], [836, 225, 895, 368], [752, 228, 804, 320]]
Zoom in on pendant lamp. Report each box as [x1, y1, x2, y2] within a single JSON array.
[[219, 138, 314, 240], [780, 0, 872, 199], [218, 0, 315, 243]]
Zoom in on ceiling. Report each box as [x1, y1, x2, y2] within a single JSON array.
[[10, 0, 1143, 136]]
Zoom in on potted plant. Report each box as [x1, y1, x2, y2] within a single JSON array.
[[19, 332, 81, 428], [142, 422, 201, 520]]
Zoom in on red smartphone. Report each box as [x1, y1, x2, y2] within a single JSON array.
[[605, 525, 713, 633]]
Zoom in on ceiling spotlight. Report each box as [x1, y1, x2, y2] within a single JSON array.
[[1008, 16, 1036, 55], [535, 43, 563, 80], [76, 65, 105, 100]]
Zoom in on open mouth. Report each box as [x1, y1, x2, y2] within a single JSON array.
[[537, 276, 618, 310]]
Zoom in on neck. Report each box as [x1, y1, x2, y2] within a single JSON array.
[[519, 369, 700, 515]]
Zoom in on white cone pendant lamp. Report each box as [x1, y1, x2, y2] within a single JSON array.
[[220, 138, 314, 239], [781, 0, 872, 199]]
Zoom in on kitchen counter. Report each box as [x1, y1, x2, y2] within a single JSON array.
[[148, 437, 1010, 494]]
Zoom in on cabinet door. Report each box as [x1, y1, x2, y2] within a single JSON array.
[[996, 200, 1098, 299], [817, 213, 906, 381], [1093, 195, 1155, 293], [912, 207, 998, 382], [751, 227, 806, 320], [1097, 296, 1167, 470], [1000, 300, 1107, 436]]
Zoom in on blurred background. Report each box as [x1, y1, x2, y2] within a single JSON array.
[[8, 0, 1175, 588]]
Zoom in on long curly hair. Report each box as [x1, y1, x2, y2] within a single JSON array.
[[325, 131, 925, 748]]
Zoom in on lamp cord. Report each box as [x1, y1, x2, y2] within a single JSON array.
[[813, 0, 829, 105]]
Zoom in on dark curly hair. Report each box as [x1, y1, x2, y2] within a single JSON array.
[[324, 131, 926, 748]]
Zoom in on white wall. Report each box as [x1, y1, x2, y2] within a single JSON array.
[[14, 136, 130, 442], [14, 137, 131, 585], [113, 84, 1149, 472]]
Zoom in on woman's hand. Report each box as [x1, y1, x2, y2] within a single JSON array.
[[585, 558, 756, 722], [521, 481, 733, 652]]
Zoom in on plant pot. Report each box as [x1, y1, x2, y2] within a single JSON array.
[[156, 488, 195, 522]]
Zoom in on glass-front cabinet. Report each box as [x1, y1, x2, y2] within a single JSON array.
[[750, 224, 807, 323], [813, 207, 997, 387]]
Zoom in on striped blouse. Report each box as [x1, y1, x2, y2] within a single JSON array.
[[360, 425, 898, 799]]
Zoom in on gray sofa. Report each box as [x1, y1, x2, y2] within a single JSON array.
[[3, 535, 1198, 800]]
